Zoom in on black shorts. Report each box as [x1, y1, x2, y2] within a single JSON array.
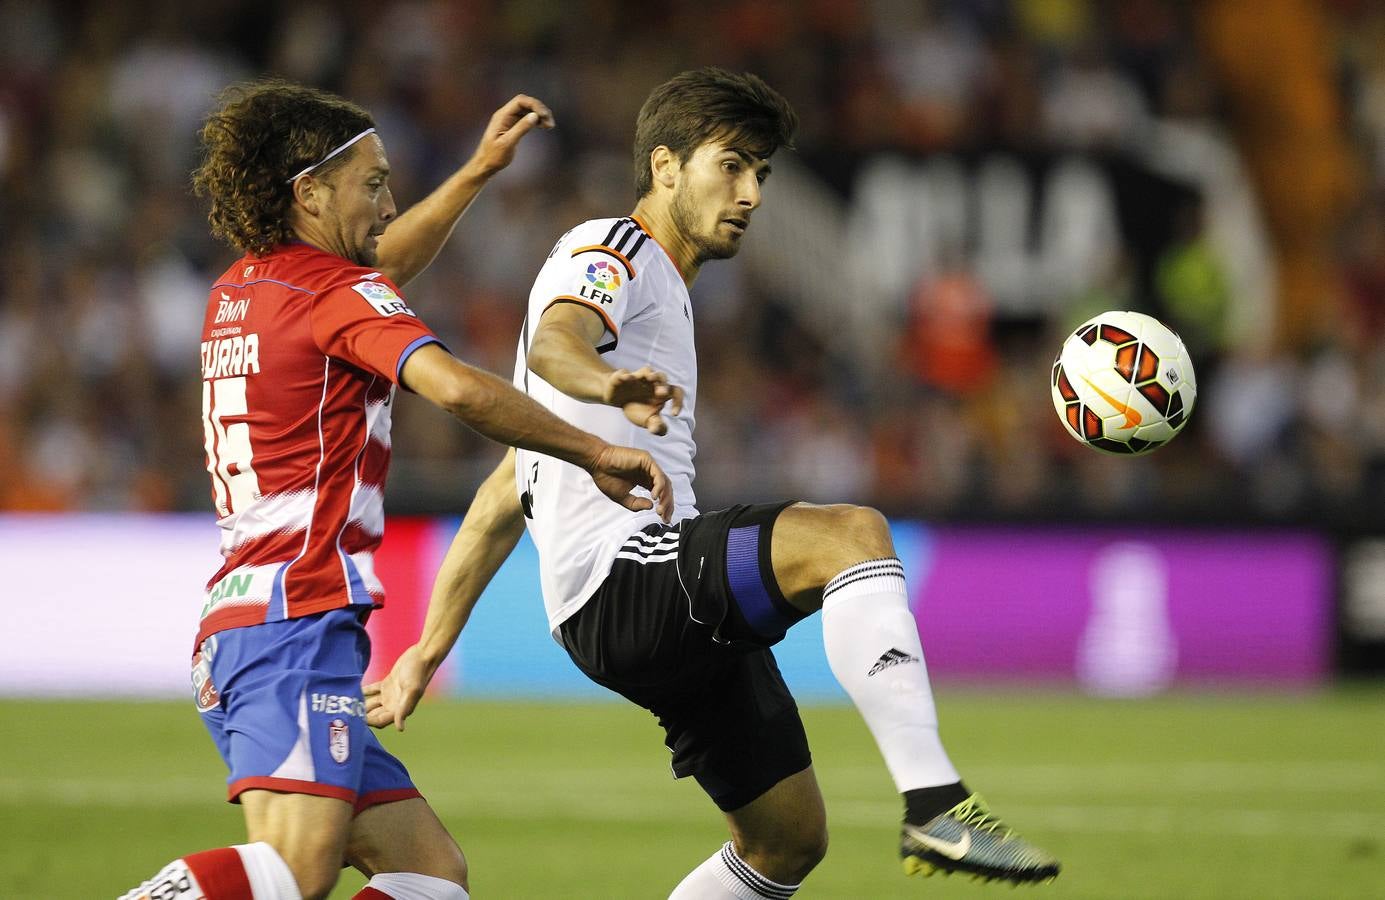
[[558, 501, 813, 811]]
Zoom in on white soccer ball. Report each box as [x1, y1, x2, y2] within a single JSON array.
[[1051, 310, 1197, 454]]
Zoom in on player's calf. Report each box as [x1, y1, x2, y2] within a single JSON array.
[[271, 850, 337, 900], [345, 797, 470, 897]]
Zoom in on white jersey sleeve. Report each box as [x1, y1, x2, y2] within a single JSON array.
[[513, 216, 700, 635], [539, 219, 653, 351]]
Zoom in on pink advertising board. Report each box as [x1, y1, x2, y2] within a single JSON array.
[[907, 526, 1332, 690]]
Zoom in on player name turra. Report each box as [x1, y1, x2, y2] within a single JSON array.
[[200, 333, 261, 379]]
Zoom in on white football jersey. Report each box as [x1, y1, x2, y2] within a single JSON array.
[[513, 216, 699, 632]]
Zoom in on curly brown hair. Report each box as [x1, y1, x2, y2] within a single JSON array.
[[633, 68, 798, 199], [192, 79, 376, 256]]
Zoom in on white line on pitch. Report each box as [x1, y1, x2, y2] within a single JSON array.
[[818, 760, 1385, 793], [5, 777, 1383, 840]]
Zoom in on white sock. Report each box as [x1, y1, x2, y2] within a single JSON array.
[[668, 842, 799, 899], [362, 872, 469, 899], [821, 558, 960, 792], [234, 843, 301, 899]]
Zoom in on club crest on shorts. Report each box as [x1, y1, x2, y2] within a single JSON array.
[[191, 648, 220, 713], [328, 717, 350, 763]]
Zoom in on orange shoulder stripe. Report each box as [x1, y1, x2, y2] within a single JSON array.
[[543, 295, 619, 342]]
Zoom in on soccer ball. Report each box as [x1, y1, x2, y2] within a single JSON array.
[[1051, 311, 1196, 454]]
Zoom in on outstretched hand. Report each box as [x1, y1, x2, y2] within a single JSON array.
[[364, 644, 434, 732], [468, 94, 555, 177], [604, 366, 685, 436], [588, 444, 674, 522]]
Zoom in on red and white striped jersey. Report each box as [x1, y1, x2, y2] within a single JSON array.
[[196, 243, 440, 648]]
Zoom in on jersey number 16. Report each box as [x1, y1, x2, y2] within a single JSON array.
[[203, 376, 261, 517]]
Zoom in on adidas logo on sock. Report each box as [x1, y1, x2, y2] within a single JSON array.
[[867, 647, 920, 676]]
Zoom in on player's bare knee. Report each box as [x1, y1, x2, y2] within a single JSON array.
[[839, 504, 892, 556], [774, 503, 894, 605], [809, 504, 893, 568]]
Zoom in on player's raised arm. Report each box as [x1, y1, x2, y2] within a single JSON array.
[[366, 449, 525, 730], [375, 94, 555, 287], [401, 342, 673, 520], [529, 301, 685, 434]]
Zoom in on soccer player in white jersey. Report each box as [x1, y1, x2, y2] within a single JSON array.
[[369, 69, 1061, 895], [120, 81, 671, 900]]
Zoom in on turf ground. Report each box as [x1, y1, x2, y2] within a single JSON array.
[[3, 690, 1383, 899]]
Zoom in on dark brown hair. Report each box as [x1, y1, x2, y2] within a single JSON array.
[[633, 68, 798, 198], [192, 79, 375, 256]]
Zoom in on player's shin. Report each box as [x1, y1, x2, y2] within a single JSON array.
[[819, 558, 968, 820], [119, 843, 300, 900]]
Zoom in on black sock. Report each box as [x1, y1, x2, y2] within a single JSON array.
[[904, 781, 970, 825]]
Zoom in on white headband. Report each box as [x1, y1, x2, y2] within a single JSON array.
[[286, 128, 377, 183]]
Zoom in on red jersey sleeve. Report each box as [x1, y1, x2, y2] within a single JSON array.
[[310, 273, 441, 385]]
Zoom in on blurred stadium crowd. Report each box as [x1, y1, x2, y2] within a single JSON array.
[[3, 0, 1385, 526]]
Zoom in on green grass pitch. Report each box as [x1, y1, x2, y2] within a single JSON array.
[[3, 690, 1383, 898]]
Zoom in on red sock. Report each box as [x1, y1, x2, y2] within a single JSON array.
[[183, 847, 253, 898]]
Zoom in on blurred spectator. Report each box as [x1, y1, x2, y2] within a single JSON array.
[[1155, 196, 1231, 355], [1042, 39, 1150, 150], [900, 261, 998, 396], [1, 0, 1383, 529]]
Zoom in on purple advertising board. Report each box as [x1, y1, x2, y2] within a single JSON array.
[[0, 516, 1335, 698], [909, 527, 1333, 691]]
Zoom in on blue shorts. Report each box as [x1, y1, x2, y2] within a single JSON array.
[[193, 607, 420, 812]]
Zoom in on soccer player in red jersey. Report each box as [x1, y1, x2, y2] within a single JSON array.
[[120, 81, 673, 900]]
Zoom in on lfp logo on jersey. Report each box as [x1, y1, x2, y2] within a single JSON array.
[[585, 260, 621, 291], [580, 259, 623, 306], [351, 279, 416, 317]]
